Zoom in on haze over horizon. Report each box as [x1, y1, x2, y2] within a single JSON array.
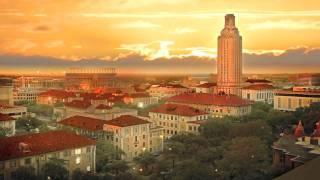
[[1, 0, 320, 74]]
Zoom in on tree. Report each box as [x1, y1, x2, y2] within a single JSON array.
[[16, 116, 44, 132], [0, 127, 11, 137], [12, 166, 37, 180], [41, 158, 69, 180], [96, 140, 125, 173], [294, 102, 320, 134], [133, 152, 156, 175], [216, 137, 271, 180], [229, 120, 273, 144], [200, 119, 231, 145], [171, 159, 214, 180], [105, 160, 129, 176]]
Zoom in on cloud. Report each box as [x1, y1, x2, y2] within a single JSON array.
[[248, 20, 320, 30], [1, 47, 319, 74], [172, 27, 197, 34], [45, 40, 64, 48], [117, 41, 174, 60], [81, 10, 320, 20], [33, 25, 51, 32], [4, 39, 37, 53], [114, 20, 161, 29]]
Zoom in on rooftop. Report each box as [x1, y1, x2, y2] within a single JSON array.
[[242, 84, 275, 90], [167, 93, 253, 107], [0, 113, 15, 122], [38, 89, 75, 98], [95, 104, 112, 110], [150, 104, 208, 117], [105, 115, 151, 127], [246, 79, 271, 84], [196, 83, 217, 88], [0, 131, 95, 161], [275, 157, 320, 180], [59, 115, 107, 131], [65, 100, 92, 109], [125, 93, 150, 98]]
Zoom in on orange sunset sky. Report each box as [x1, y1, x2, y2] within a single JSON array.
[[1, 0, 320, 74]]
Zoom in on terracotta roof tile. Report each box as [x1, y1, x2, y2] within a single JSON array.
[[0, 131, 95, 161], [59, 116, 106, 131], [196, 83, 217, 88], [65, 100, 91, 109], [105, 115, 150, 127], [242, 84, 275, 90], [246, 79, 271, 83], [150, 104, 208, 117], [0, 113, 15, 122], [38, 89, 75, 98], [167, 93, 253, 107]]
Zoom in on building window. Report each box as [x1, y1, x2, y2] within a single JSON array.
[[278, 98, 281, 108], [288, 98, 292, 109], [63, 150, 70, 157], [10, 161, 16, 168], [299, 99, 302, 106], [86, 147, 91, 153], [76, 157, 81, 164], [75, 148, 82, 155], [25, 158, 31, 165], [0, 162, 4, 170]]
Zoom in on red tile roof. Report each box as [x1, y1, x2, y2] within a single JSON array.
[[0, 113, 15, 122], [65, 100, 91, 109], [95, 104, 112, 110], [150, 104, 208, 117], [150, 84, 187, 89], [246, 79, 271, 83], [196, 83, 217, 88], [126, 93, 150, 98], [167, 93, 253, 107], [59, 116, 106, 131], [0, 131, 95, 161], [242, 84, 275, 90], [105, 115, 150, 127], [38, 89, 75, 98]]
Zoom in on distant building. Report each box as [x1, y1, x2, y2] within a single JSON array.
[[274, 86, 320, 111], [296, 74, 320, 86], [245, 79, 272, 85], [54, 100, 137, 121], [147, 84, 191, 99], [0, 78, 13, 106], [242, 84, 275, 104], [104, 115, 163, 160], [37, 89, 77, 105], [149, 104, 209, 138], [217, 14, 242, 96], [64, 67, 117, 91], [123, 93, 158, 108], [58, 115, 112, 140], [0, 113, 16, 136], [13, 88, 41, 103], [0, 131, 96, 180], [166, 93, 253, 117], [13, 76, 64, 90], [0, 105, 27, 119], [195, 83, 217, 94]]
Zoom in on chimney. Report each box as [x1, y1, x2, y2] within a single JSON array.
[[19, 142, 31, 153]]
